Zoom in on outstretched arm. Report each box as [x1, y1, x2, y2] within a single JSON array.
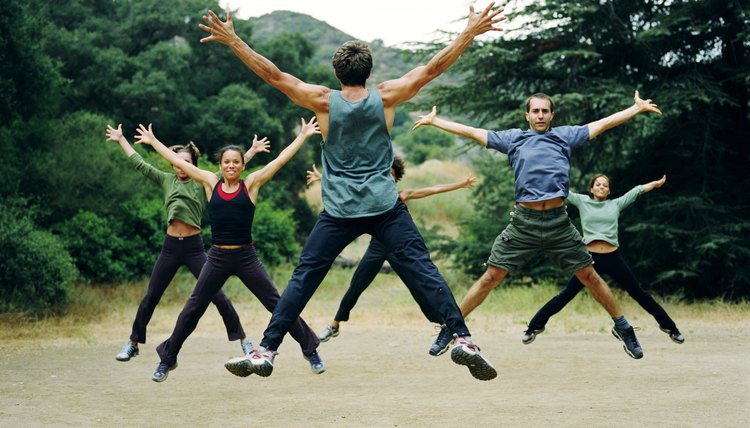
[[199, 10, 329, 113], [246, 117, 321, 196], [412, 106, 489, 146], [378, 3, 505, 108], [587, 90, 662, 140], [243, 134, 271, 164], [400, 174, 478, 202], [306, 164, 322, 186], [642, 174, 666, 193], [134, 123, 218, 188], [106, 124, 136, 157]]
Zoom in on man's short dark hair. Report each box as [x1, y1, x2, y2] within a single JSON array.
[[332, 41, 372, 86], [526, 93, 555, 112]]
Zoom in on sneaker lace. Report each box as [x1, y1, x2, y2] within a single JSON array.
[[433, 324, 446, 337], [256, 347, 277, 358], [625, 327, 642, 348]]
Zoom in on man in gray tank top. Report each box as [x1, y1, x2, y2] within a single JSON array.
[[200, 3, 505, 381]]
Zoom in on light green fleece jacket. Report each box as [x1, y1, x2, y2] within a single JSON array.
[[566, 185, 644, 247]]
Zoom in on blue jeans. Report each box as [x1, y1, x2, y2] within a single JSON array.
[[334, 237, 443, 324], [527, 250, 678, 331], [260, 199, 468, 351]]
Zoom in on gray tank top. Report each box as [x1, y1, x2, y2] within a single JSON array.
[[321, 88, 398, 218]]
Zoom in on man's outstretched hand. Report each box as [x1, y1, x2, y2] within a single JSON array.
[[634, 90, 662, 115], [199, 9, 238, 45]]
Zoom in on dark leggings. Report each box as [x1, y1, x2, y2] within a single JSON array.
[[156, 244, 319, 366], [334, 237, 442, 324], [528, 250, 678, 331], [129, 234, 244, 344], [260, 199, 468, 352]]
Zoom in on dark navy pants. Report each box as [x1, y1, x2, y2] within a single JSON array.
[[156, 244, 319, 366], [334, 237, 442, 324], [130, 234, 244, 344], [528, 250, 678, 331], [260, 199, 468, 351]]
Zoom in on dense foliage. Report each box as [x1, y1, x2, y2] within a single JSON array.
[[420, 0, 749, 299]]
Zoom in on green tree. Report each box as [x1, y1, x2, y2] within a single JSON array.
[[394, 122, 455, 164]]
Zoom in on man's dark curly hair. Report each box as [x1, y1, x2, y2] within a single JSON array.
[[391, 156, 405, 182]]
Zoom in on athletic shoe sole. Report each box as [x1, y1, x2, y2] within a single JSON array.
[[251, 360, 274, 377], [521, 328, 545, 345], [115, 346, 139, 361], [611, 328, 644, 359], [318, 328, 339, 343], [115, 352, 137, 362], [224, 356, 253, 377], [451, 346, 497, 381]]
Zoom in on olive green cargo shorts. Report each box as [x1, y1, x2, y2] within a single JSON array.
[[487, 205, 592, 276]]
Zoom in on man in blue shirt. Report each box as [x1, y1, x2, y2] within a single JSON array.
[[201, 4, 506, 381], [413, 91, 662, 359]]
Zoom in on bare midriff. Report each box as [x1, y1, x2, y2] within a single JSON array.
[[166, 219, 201, 238], [518, 197, 565, 211], [587, 240, 618, 254]]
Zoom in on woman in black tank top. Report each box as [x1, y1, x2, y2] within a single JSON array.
[[134, 117, 325, 382]]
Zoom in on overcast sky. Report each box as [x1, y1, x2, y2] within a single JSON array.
[[222, 1, 506, 47]]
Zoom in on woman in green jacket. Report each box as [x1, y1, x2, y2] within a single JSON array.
[[522, 173, 684, 346]]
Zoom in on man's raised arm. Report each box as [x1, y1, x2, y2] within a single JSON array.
[[199, 9, 329, 113], [412, 106, 489, 146], [587, 90, 662, 140], [378, 2, 506, 108]]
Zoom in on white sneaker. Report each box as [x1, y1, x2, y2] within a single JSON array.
[[318, 324, 339, 342]]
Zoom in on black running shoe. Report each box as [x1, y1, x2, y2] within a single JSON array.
[[304, 351, 326, 375], [152, 361, 177, 382], [428, 325, 455, 356], [611, 326, 644, 359]]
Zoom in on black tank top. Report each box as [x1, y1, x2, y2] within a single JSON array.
[[207, 179, 255, 245]]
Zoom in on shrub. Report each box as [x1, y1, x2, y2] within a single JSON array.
[[0, 199, 77, 315], [253, 200, 301, 265]]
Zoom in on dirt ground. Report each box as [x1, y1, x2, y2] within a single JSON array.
[[1, 317, 748, 428]]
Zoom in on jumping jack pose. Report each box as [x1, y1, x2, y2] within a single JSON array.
[[132, 118, 324, 382], [201, 3, 505, 381], [413, 91, 662, 359], [305, 158, 477, 342], [105, 124, 267, 363], [523, 173, 685, 345]]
